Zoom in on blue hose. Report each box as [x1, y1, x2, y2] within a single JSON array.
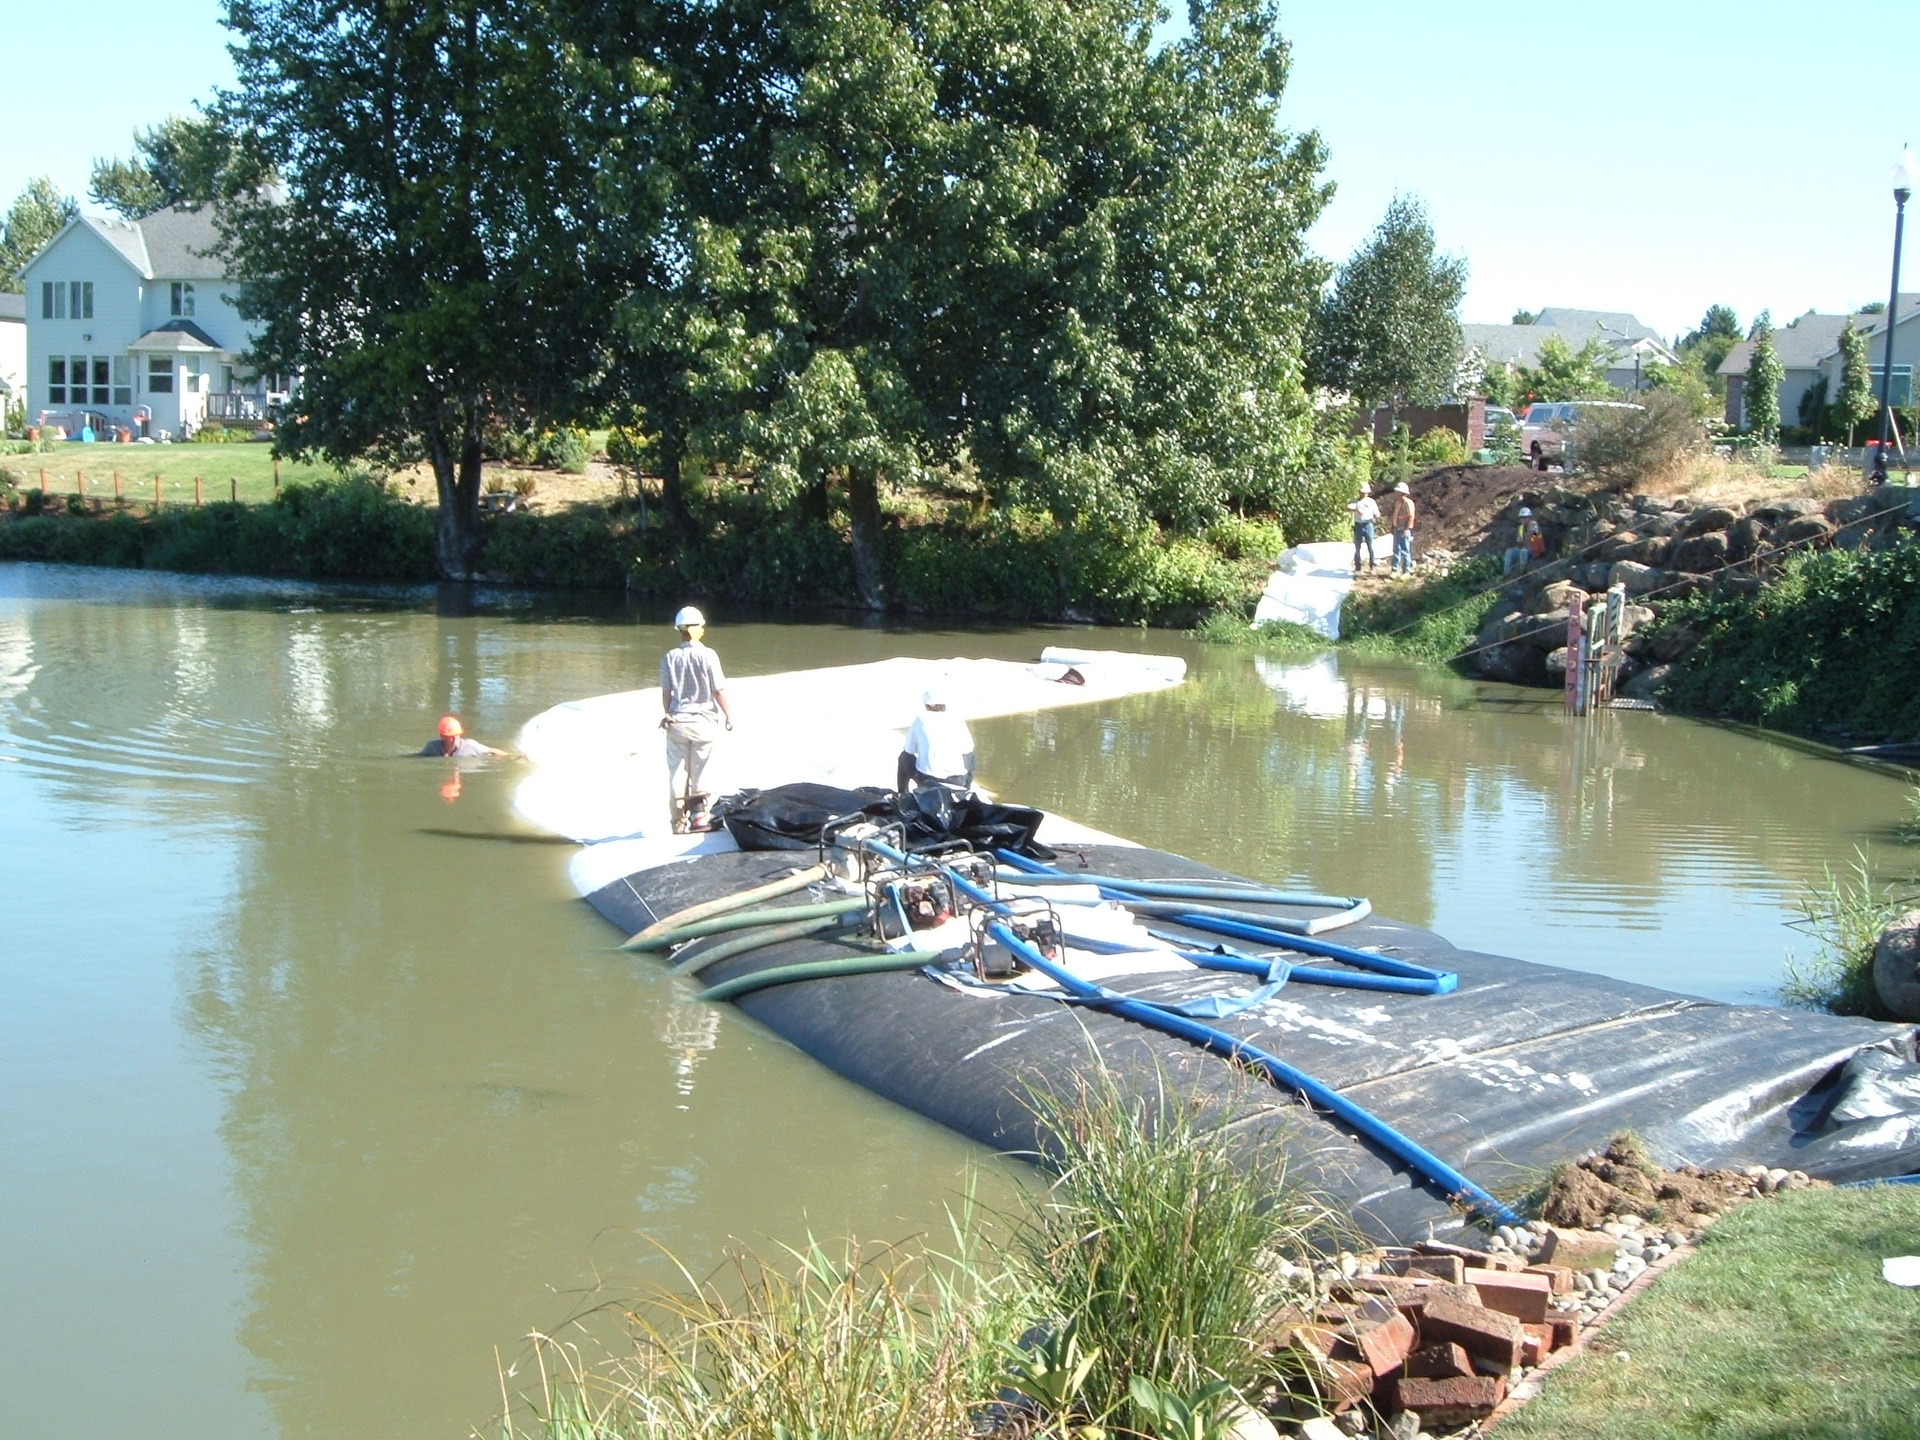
[[998, 851, 1370, 935], [861, 840, 1518, 1224], [1145, 915, 1458, 992]]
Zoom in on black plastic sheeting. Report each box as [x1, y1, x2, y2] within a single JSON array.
[[588, 842, 1920, 1244], [712, 781, 1051, 857]]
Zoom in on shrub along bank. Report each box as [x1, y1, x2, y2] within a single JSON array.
[[0, 478, 1279, 625]]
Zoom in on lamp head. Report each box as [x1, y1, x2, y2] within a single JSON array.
[[1895, 146, 1918, 204]]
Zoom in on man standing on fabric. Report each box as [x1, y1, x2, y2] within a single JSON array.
[[659, 606, 734, 833], [1386, 481, 1416, 576], [897, 687, 975, 792], [1348, 488, 1381, 571]]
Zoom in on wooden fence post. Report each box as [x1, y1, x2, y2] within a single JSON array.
[[77, 470, 86, 498], [194, 476, 202, 506], [39, 468, 47, 493], [273, 456, 280, 498], [230, 477, 237, 503], [154, 474, 162, 507], [114, 471, 123, 502]]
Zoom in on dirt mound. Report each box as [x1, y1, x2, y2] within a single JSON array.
[[1406, 464, 1550, 557], [1539, 1135, 1762, 1230]]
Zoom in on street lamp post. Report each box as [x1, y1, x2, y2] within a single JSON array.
[[1870, 147, 1918, 485]]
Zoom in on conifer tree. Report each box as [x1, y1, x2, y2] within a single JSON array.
[[1743, 321, 1784, 441]]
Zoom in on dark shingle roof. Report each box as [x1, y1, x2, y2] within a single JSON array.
[[1529, 308, 1662, 343], [132, 205, 226, 279], [0, 292, 24, 322], [129, 320, 226, 351]]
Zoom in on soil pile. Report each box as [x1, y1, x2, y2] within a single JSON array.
[[1539, 1134, 1801, 1230]]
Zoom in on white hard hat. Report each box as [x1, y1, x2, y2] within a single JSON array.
[[1518, 507, 1533, 517], [1394, 482, 1411, 494], [673, 605, 706, 629]]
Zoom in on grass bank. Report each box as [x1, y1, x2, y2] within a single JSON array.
[[1498, 1183, 1920, 1440], [1, 439, 334, 504], [1658, 542, 1920, 743], [0, 476, 1279, 624], [1193, 556, 1504, 665]]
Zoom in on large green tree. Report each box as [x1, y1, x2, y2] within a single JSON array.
[[1678, 303, 1742, 377], [89, 112, 270, 218], [1309, 194, 1465, 411], [1835, 318, 1875, 445], [221, 0, 622, 578], [1743, 319, 1783, 441], [1513, 335, 1614, 403], [0, 178, 77, 288]]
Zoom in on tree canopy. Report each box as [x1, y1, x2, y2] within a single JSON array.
[[1513, 335, 1614, 403], [1309, 194, 1465, 411], [0, 178, 77, 288], [1743, 319, 1783, 441], [1835, 319, 1875, 444], [88, 113, 270, 218], [1677, 303, 1742, 378]]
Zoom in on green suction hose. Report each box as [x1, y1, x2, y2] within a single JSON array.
[[621, 897, 868, 952], [666, 914, 856, 975], [696, 951, 942, 1003]]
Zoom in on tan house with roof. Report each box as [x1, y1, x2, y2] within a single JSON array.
[[18, 204, 285, 439], [1719, 298, 1920, 433]]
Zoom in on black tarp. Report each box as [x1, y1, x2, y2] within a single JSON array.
[[590, 842, 1920, 1243], [712, 781, 1051, 858]]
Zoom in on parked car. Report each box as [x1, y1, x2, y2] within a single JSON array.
[[1519, 400, 1642, 470]]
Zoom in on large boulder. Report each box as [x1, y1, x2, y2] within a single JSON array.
[[1826, 493, 1884, 527], [1725, 514, 1769, 564], [1474, 640, 1546, 684], [1650, 621, 1702, 662], [1671, 530, 1731, 574], [1625, 534, 1673, 566], [1833, 519, 1881, 551], [1527, 581, 1589, 617], [1752, 496, 1822, 523], [1620, 662, 1675, 701], [1608, 560, 1658, 594], [1775, 513, 1835, 550], [1620, 603, 1656, 635], [1576, 561, 1615, 591], [1713, 571, 1765, 597], [1634, 512, 1683, 537], [1873, 911, 1920, 1021], [1597, 530, 1642, 561], [1680, 504, 1743, 537]]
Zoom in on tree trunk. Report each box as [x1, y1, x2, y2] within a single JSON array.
[[659, 446, 690, 536], [846, 467, 886, 611], [431, 409, 486, 580]]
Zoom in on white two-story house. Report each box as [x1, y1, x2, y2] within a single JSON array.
[[19, 204, 287, 440]]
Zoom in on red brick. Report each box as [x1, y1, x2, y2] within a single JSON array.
[[1464, 1268, 1552, 1324], [1385, 1251, 1466, 1284], [1416, 1291, 1525, 1369], [1403, 1341, 1472, 1379], [1344, 1274, 1435, 1307], [1279, 1322, 1338, 1358], [1392, 1373, 1505, 1424], [1416, 1239, 1524, 1272], [1543, 1226, 1618, 1270], [1524, 1262, 1575, 1294], [1320, 1358, 1376, 1411], [1351, 1310, 1417, 1380], [1520, 1322, 1551, 1366], [1549, 1317, 1579, 1351]]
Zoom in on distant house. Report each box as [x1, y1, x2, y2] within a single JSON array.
[[0, 292, 24, 414], [1461, 308, 1677, 397], [18, 204, 286, 439], [1812, 295, 1920, 432]]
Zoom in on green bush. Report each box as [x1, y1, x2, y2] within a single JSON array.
[[191, 424, 256, 444], [605, 425, 653, 470], [1410, 425, 1468, 468], [1660, 543, 1920, 741], [537, 427, 591, 474], [1340, 554, 1503, 662]]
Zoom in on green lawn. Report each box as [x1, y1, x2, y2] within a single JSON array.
[[1499, 1184, 1920, 1440], [2, 442, 337, 505]]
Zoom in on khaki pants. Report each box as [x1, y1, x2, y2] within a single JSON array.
[[663, 714, 722, 816]]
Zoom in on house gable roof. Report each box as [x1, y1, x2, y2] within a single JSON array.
[[129, 320, 226, 352], [17, 205, 227, 285], [1461, 321, 1676, 371], [1529, 308, 1662, 343], [18, 216, 150, 281], [1717, 311, 1862, 376]]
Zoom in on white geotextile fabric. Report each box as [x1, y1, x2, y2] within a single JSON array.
[[513, 650, 1184, 894], [1251, 541, 1356, 638]]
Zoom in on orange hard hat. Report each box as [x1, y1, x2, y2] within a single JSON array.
[[438, 715, 464, 738]]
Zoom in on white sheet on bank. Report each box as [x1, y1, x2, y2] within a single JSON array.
[[1251, 541, 1355, 638], [512, 649, 1184, 895]]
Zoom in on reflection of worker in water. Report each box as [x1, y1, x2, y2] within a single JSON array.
[[897, 687, 975, 792], [660, 606, 734, 833], [419, 715, 508, 757]]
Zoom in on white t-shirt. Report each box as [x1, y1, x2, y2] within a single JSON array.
[[1349, 496, 1380, 524], [905, 710, 974, 780]]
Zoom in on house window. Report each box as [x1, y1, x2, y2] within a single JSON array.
[[1871, 365, 1914, 408], [47, 357, 66, 404], [170, 282, 196, 318], [90, 357, 110, 405], [69, 281, 93, 320], [112, 357, 132, 407], [42, 281, 65, 319], [147, 356, 174, 394]]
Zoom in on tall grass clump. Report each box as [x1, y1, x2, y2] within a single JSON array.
[[1009, 1063, 1339, 1432], [1337, 555, 1502, 664], [1779, 847, 1911, 1017]]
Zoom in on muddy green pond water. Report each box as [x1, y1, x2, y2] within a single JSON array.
[[1, 563, 1913, 1440]]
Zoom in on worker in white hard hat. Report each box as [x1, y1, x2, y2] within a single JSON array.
[[659, 605, 733, 832], [1504, 506, 1540, 575], [897, 684, 975, 793]]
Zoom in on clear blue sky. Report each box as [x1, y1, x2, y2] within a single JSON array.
[[2, 0, 1913, 340]]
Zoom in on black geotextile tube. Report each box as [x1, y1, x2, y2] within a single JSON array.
[[696, 952, 942, 1003]]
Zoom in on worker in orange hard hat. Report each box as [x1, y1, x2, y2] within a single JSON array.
[[419, 714, 509, 758]]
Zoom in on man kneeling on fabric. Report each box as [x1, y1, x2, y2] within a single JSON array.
[[897, 687, 974, 792]]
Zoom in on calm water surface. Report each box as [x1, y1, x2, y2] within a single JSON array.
[[2, 562, 1913, 1440]]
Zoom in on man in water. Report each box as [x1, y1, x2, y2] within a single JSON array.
[[660, 605, 734, 832], [897, 686, 975, 792], [419, 715, 508, 757]]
